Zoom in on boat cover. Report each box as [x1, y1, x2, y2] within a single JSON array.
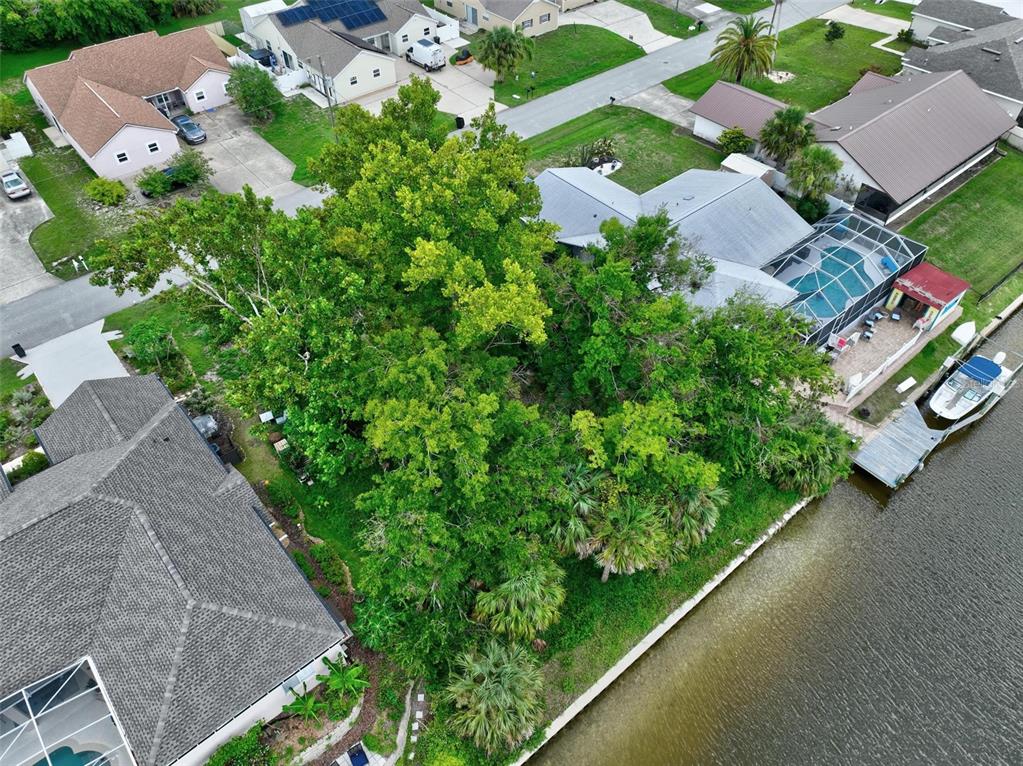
[[961, 356, 1001, 385]]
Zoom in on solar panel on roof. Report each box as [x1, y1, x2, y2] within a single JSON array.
[[277, 5, 315, 26]]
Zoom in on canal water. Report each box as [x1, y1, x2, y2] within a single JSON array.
[[533, 313, 1023, 766]]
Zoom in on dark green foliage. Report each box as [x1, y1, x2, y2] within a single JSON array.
[[137, 167, 174, 198], [309, 542, 350, 588], [0, 93, 28, 137], [173, 0, 220, 17], [291, 549, 315, 580], [226, 65, 280, 122], [266, 475, 300, 518], [84, 178, 128, 206], [795, 195, 831, 223], [315, 583, 332, 598], [824, 21, 845, 44], [124, 317, 176, 370], [896, 27, 914, 44], [7, 450, 49, 484], [169, 148, 213, 186], [0, 0, 183, 50], [205, 724, 273, 766], [717, 126, 754, 155]]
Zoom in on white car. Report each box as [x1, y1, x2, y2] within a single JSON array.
[[2, 169, 31, 200]]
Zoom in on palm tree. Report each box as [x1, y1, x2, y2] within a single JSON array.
[[787, 144, 843, 202], [444, 640, 544, 754], [474, 560, 566, 641], [758, 106, 816, 169], [588, 498, 668, 582], [475, 26, 534, 83], [550, 463, 603, 557], [665, 485, 730, 563], [282, 684, 327, 723], [710, 15, 777, 84]]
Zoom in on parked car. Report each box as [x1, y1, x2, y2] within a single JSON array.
[[406, 39, 446, 72], [139, 167, 187, 198], [2, 169, 31, 200], [171, 114, 207, 145]]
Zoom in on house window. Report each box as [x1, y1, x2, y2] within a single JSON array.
[[282, 50, 294, 69], [147, 142, 160, 154], [372, 68, 381, 77], [195, 90, 206, 102], [424, 27, 431, 35], [540, 12, 550, 22], [350, 75, 359, 85], [521, 19, 533, 29], [401, 34, 409, 43], [446, 0, 452, 5], [115, 152, 129, 164]]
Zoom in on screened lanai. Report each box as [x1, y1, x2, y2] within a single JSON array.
[[0, 659, 134, 766], [764, 212, 927, 346]]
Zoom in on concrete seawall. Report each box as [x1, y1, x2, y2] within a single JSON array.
[[512, 496, 812, 766]]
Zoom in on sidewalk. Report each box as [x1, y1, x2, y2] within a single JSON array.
[[498, 0, 849, 138]]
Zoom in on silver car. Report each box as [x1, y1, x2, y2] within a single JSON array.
[[2, 169, 31, 200]]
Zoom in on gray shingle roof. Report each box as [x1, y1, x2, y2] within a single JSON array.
[[481, 0, 543, 20], [913, 0, 1019, 30], [812, 70, 1016, 204], [1, 375, 344, 766], [269, 16, 385, 77], [534, 167, 813, 269], [903, 19, 1023, 102]]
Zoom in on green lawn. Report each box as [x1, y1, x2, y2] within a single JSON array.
[[615, 0, 701, 38], [885, 37, 913, 53], [485, 26, 644, 105], [524, 105, 724, 193], [713, 0, 772, 12], [664, 19, 901, 111], [257, 96, 456, 186], [17, 148, 119, 278], [849, 0, 915, 22], [0, 360, 31, 399], [0, 1, 253, 87], [856, 148, 1023, 424]]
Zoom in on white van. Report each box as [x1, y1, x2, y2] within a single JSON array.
[[406, 39, 446, 72]]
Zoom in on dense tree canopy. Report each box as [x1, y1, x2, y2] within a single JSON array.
[[92, 81, 853, 757]]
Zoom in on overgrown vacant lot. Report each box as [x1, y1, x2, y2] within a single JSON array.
[[663, 20, 901, 111], [480, 26, 645, 105], [524, 106, 723, 193], [856, 148, 1023, 423]]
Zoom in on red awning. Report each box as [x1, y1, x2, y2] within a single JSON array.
[[894, 262, 970, 309]]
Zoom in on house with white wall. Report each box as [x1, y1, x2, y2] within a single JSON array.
[[442, 0, 560, 36], [24, 28, 231, 179], [0, 375, 351, 766]]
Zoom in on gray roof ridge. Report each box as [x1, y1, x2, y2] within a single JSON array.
[[194, 599, 344, 638], [640, 171, 754, 219], [89, 399, 181, 485], [81, 380, 126, 442], [147, 600, 196, 766], [214, 467, 250, 496], [546, 167, 640, 221], [829, 70, 959, 142]]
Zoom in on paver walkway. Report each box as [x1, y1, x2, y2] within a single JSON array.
[[619, 84, 695, 128], [819, 4, 910, 34], [498, 0, 848, 138], [561, 1, 684, 53]]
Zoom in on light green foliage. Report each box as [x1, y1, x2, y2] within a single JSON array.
[[137, 167, 173, 198], [282, 684, 327, 723], [316, 658, 369, 718], [170, 148, 213, 186], [7, 450, 49, 484], [205, 724, 274, 766], [717, 126, 754, 155], [710, 14, 777, 84], [226, 64, 280, 122], [473, 560, 566, 641], [758, 106, 816, 169], [83, 177, 128, 206], [124, 317, 175, 370], [475, 26, 534, 83], [443, 641, 544, 754], [0, 93, 27, 136]]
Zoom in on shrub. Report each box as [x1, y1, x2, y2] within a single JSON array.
[[124, 317, 176, 370], [0, 94, 27, 138], [794, 196, 830, 223], [7, 450, 49, 485], [169, 148, 212, 186], [292, 549, 316, 580], [309, 542, 350, 588], [824, 21, 845, 44], [84, 177, 128, 206], [226, 65, 280, 123], [173, 0, 220, 17], [718, 126, 753, 156], [137, 167, 173, 198], [206, 724, 274, 766], [896, 27, 915, 44]]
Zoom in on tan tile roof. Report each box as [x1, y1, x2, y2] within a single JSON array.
[[26, 28, 229, 156]]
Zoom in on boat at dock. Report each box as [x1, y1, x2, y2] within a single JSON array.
[[927, 353, 1010, 421]]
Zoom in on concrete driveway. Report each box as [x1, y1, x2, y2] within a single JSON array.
[[0, 183, 60, 305], [190, 104, 326, 212], [354, 54, 502, 122], [562, 1, 684, 53]]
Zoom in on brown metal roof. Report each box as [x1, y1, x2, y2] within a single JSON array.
[[689, 81, 790, 140], [812, 70, 1015, 204], [26, 28, 229, 156]]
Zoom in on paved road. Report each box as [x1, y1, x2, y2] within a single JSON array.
[[499, 0, 848, 138]]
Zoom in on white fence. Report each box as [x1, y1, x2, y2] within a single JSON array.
[[228, 52, 309, 95], [844, 328, 923, 403], [425, 7, 462, 42]]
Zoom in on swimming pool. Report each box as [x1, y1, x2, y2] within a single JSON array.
[[32, 747, 103, 766], [787, 245, 873, 319]]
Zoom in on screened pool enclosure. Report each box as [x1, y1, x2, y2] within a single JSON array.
[[1, 659, 134, 766], [765, 212, 927, 346]]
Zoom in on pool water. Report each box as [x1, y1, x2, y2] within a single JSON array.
[[787, 246, 873, 319], [32, 747, 103, 766]]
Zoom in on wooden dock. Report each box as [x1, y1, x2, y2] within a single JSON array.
[[854, 405, 945, 488]]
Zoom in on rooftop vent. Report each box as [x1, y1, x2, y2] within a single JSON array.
[[682, 195, 694, 200], [981, 46, 1003, 55]]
